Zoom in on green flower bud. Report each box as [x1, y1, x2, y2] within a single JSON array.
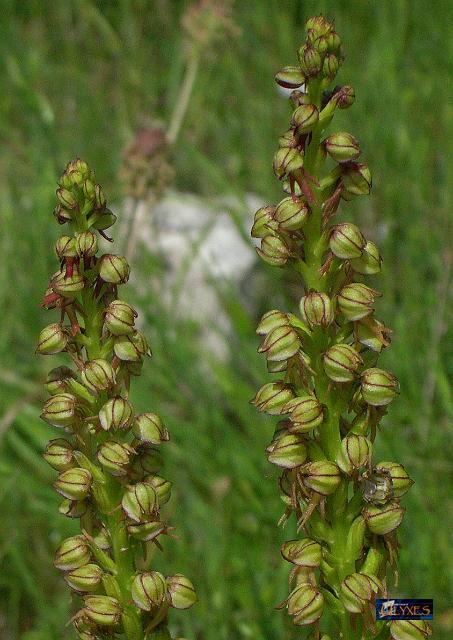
[[251, 206, 278, 238], [81, 359, 116, 394], [357, 317, 391, 352], [57, 187, 78, 211], [54, 467, 92, 500], [256, 309, 289, 336], [133, 413, 170, 444], [256, 234, 291, 267], [55, 235, 77, 259], [65, 563, 103, 592], [251, 382, 295, 415], [350, 240, 382, 274], [43, 438, 74, 470], [104, 299, 137, 336], [312, 35, 328, 55], [361, 367, 399, 406], [54, 204, 71, 225], [298, 44, 322, 77], [275, 66, 305, 89], [340, 572, 382, 613], [73, 619, 98, 639], [362, 467, 394, 506], [45, 366, 76, 394], [335, 85, 355, 109], [323, 343, 362, 382], [99, 254, 130, 284], [52, 268, 84, 297], [300, 291, 334, 328], [325, 132, 361, 163], [267, 360, 288, 374], [54, 534, 91, 570], [92, 210, 117, 231], [274, 197, 310, 230], [283, 394, 324, 432], [94, 184, 106, 210], [375, 461, 414, 498], [97, 441, 134, 476], [278, 128, 298, 148], [342, 162, 371, 196], [131, 571, 167, 611], [41, 392, 77, 427], [363, 501, 405, 535], [287, 583, 324, 625], [305, 15, 332, 39], [337, 282, 381, 321], [83, 595, 121, 627], [326, 31, 342, 53], [59, 499, 88, 519], [346, 516, 366, 560], [75, 231, 98, 258], [258, 325, 300, 362], [281, 538, 321, 567], [329, 222, 366, 259], [390, 620, 432, 640], [98, 397, 133, 431], [301, 460, 341, 495], [128, 520, 167, 542], [323, 54, 340, 79], [145, 475, 172, 505], [166, 574, 197, 610], [266, 432, 308, 468], [36, 323, 69, 355], [337, 434, 372, 474], [291, 104, 319, 134], [273, 147, 304, 180], [82, 178, 95, 201], [113, 331, 151, 361], [121, 481, 158, 522], [134, 447, 163, 475]]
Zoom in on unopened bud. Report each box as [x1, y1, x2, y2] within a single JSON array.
[[75, 231, 98, 258], [121, 482, 158, 522], [251, 382, 295, 415], [363, 501, 405, 535], [361, 367, 399, 406], [287, 583, 324, 625], [326, 31, 342, 53], [54, 534, 91, 570], [300, 291, 334, 328], [329, 223, 366, 259], [298, 45, 322, 77], [275, 197, 309, 230], [258, 325, 300, 362], [291, 104, 319, 134], [375, 462, 414, 498], [92, 209, 117, 231], [97, 441, 134, 476], [99, 254, 130, 284], [36, 323, 69, 355], [57, 187, 78, 210], [59, 499, 88, 519], [65, 563, 103, 592], [305, 15, 332, 39], [114, 331, 151, 361], [301, 460, 341, 495], [256, 235, 291, 267], [133, 413, 170, 444], [325, 132, 361, 163], [283, 394, 324, 432], [256, 310, 289, 336], [55, 235, 77, 259], [54, 467, 92, 500], [41, 393, 77, 427], [131, 571, 167, 611], [323, 54, 340, 79], [128, 520, 167, 542], [323, 343, 362, 382], [337, 434, 372, 474], [275, 66, 305, 89], [43, 438, 74, 470], [81, 359, 116, 394], [94, 184, 106, 209], [390, 620, 432, 640], [342, 162, 371, 196], [350, 240, 382, 274], [45, 366, 76, 395], [83, 595, 121, 627], [281, 538, 321, 567], [340, 572, 382, 613], [166, 574, 197, 609], [251, 206, 278, 238], [145, 475, 172, 506], [98, 397, 133, 431], [273, 147, 304, 180], [52, 269, 84, 297], [337, 283, 381, 320], [266, 432, 308, 468], [104, 299, 137, 335]]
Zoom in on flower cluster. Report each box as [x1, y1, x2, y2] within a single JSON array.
[[37, 159, 196, 640], [251, 16, 430, 640]]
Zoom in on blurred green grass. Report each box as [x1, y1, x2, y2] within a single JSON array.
[[0, 1, 452, 638]]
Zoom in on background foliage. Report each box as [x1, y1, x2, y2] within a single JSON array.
[[0, 1, 452, 638]]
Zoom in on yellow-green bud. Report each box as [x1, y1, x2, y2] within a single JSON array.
[[300, 291, 334, 328], [43, 438, 74, 471], [323, 343, 362, 382], [52, 269, 84, 297], [55, 235, 77, 259], [256, 234, 291, 267], [57, 187, 78, 211], [75, 231, 98, 258], [287, 583, 324, 625], [256, 309, 289, 336], [281, 538, 321, 567], [45, 366, 76, 395], [59, 499, 88, 519], [92, 209, 117, 231], [266, 432, 308, 468], [104, 299, 137, 335], [337, 282, 381, 320], [305, 15, 332, 39], [363, 501, 405, 535], [390, 620, 432, 640], [323, 53, 340, 79], [65, 563, 103, 592], [251, 382, 295, 415], [301, 460, 341, 495], [166, 574, 197, 609], [251, 206, 278, 238], [41, 392, 77, 427], [128, 520, 167, 543], [375, 461, 414, 498], [132, 413, 170, 444], [298, 44, 322, 77], [81, 359, 116, 394], [275, 196, 309, 230], [326, 31, 342, 53], [113, 331, 151, 361], [258, 325, 300, 362], [99, 254, 130, 284], [54, 534, 91, 571], [342, 161, 371, 195], [283, 394, 324, 432], [145, 475, 172, 506], [337, 434, 372, 474], [121, 481, 158, 522], [340, 572, 382, 613], [361, 367, 399, 406], [98, 397, 133, 431], [325, 132, 361, 163], [275, 66, 305, 89], [97, 441, 134, 476], [54, 467, 92, 500], [36, 323, 69, 355], [291, 104, 319, 134], [131, 571, 167, 611], [329, 222, 366, 259], [273, 147, 304, 180], [83, 595, 121, 627], [350, 240, 382, 274]]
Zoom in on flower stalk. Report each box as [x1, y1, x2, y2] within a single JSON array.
[[37, 159, 196, 639], [251, 16, 431, 640]]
